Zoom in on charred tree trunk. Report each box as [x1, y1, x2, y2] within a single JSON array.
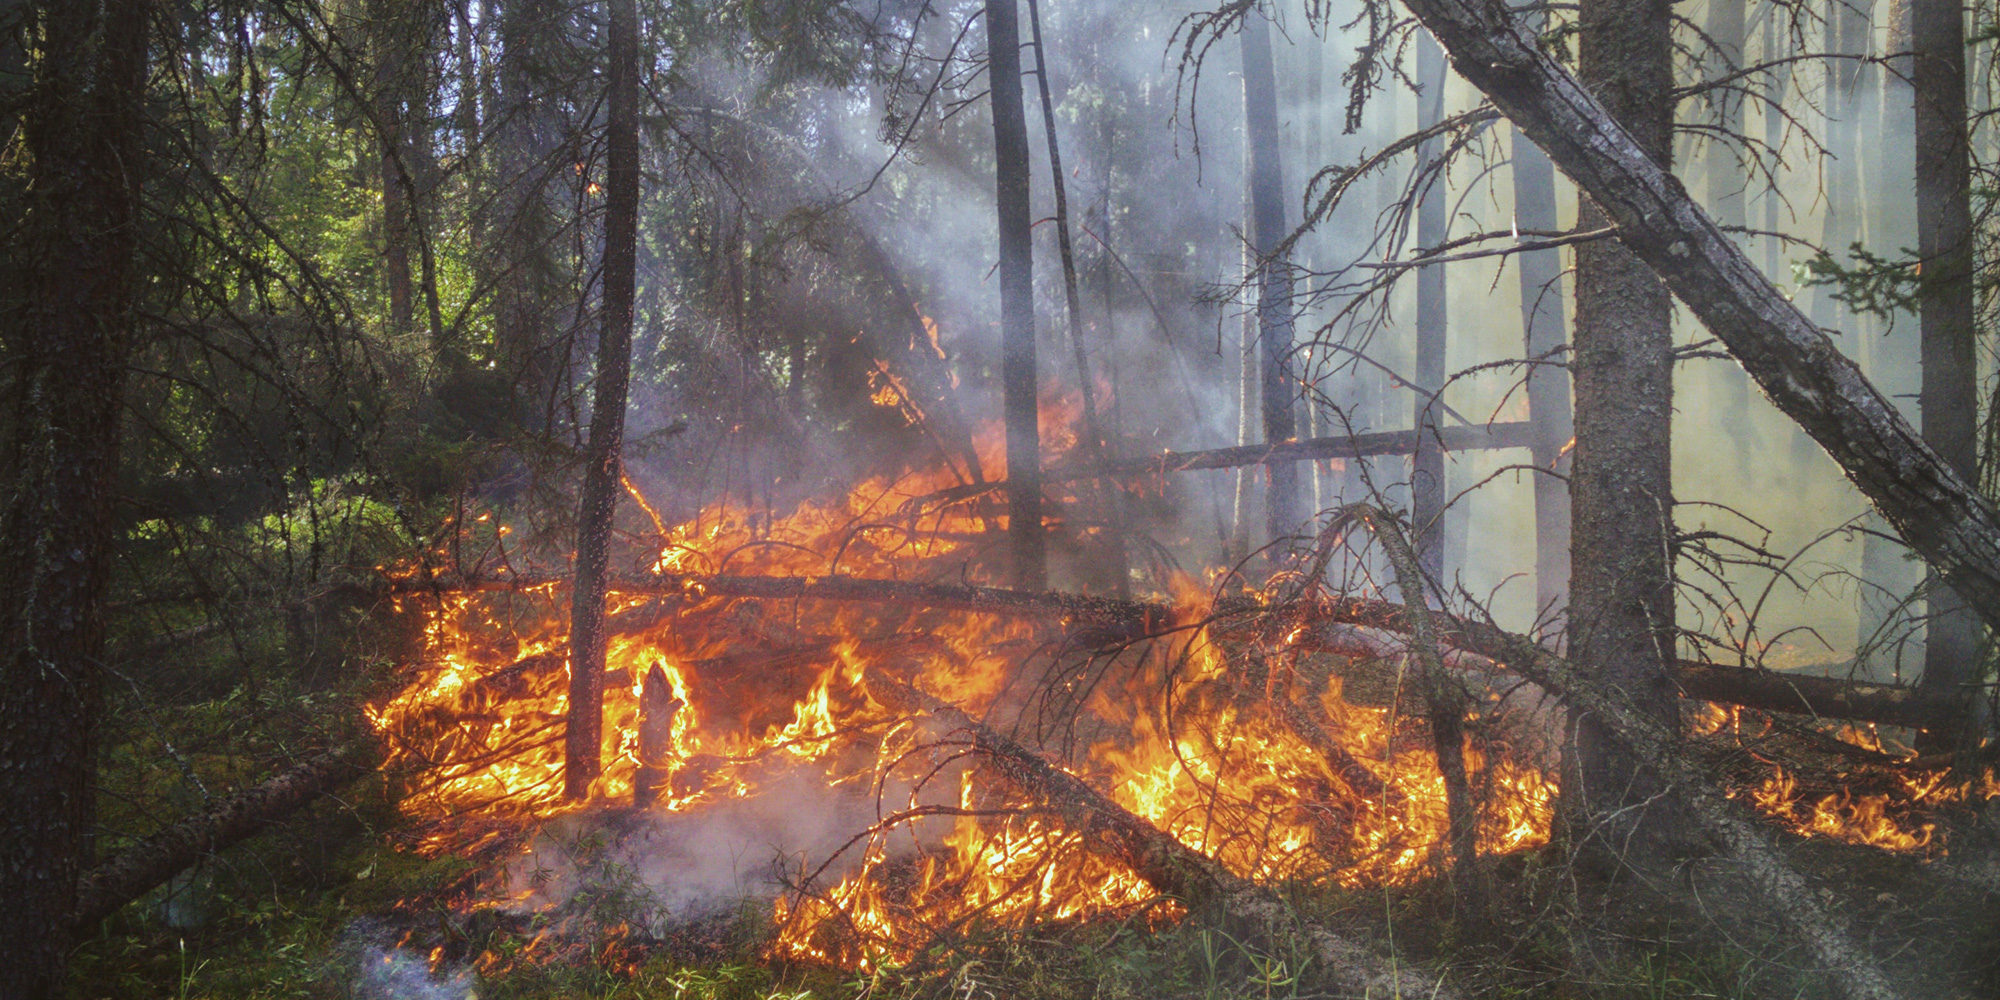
[[989, 0, 1045, 590], [1241, 11, 1302, 553], [1565, 0, 1681, 846], [562, 0, 640, 800], [0, 0, 148, 993], [1912, 0, 1985, 749], [1511, 1, 1572, 635], [1413, 33, 1450, 587]]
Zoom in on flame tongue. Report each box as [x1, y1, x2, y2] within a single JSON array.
[[376, 405, 1972, 968]]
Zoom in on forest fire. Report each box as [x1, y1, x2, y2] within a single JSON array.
[[364, 405, 1578, 968], [359, 390, 2000, 972]]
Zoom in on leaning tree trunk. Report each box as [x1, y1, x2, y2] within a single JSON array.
[[562, 0, 640, 800], [1565, 0, 1682, 846], [1912, 0, 1985, 750], [1396, 0, 2000, 666], [1240, 11, 1302, 553], [370, 0, 414, 335], [989, 0, 1045, 590], [0, 0, 148, 994]]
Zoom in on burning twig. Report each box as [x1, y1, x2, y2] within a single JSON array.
[[402, 572, 1960, 728]]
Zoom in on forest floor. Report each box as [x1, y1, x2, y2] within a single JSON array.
[[66, 759, 2000, 999], [70, 667, 2000, 1000]]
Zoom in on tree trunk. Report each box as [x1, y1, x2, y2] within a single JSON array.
[[1912, 0, 1985, 749], [0, 1, 148, 994], [370, 0, 414, 335], [1703, 0, 1756, 446], [1511, 3, 1572, 636], [1565, 0, 1681, 845], [1241, 12, 1302, 554], [1412, 33, 1450, 588], [562, 0, 640, 800], [988, 0, 1045, 590], [1025, 0, 1126, 594], [493, 0, 562, 418], [1397, 0, 2000, 653], [1761, 9, 1792, 281]]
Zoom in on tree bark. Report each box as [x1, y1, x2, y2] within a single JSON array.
[[1912, 0, 1985, 748], [1241, 12, 1303, 553], [1393, 0, 2000, 709], [0, 1, 148, 993], [1566, 0, 1681, 845], [988, 0, 1045, 590], [562, 0, 640, 800], [70, 741, 381, 932]]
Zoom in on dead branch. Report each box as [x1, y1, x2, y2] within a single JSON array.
[[1341, 506, 1483, 915]]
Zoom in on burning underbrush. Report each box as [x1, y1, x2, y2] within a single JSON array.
[[360, 428, 1997, 982]]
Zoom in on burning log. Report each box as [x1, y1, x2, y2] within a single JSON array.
[[403, 574, 1955, 728], [863, 673, 1459, 1000], [70, 738, 382, 931]]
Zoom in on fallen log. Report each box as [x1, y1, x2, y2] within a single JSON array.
[[864, 673, 1457, 1000], [1286, 612, 1961, 732], [1054, 421, 1534, 480], [71, 738, 383, 930], [901, 423, 1537, 514], [411, 572, 1172, 634]]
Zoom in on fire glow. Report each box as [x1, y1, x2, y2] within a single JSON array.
[[367, 403, 1976, 969]]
